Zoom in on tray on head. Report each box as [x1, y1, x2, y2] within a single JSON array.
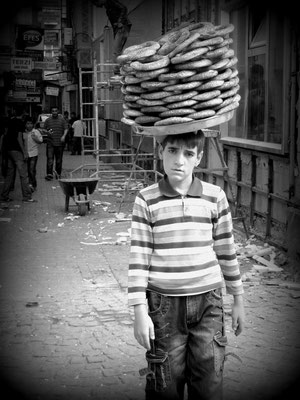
[[124, 111, 234, 138]]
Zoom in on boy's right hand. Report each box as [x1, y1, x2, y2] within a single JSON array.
[[133, 304, 155, 350]]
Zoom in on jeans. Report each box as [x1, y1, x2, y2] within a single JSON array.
[[71, 137, 82, 155], [1, 150, 32, 200], [46, 144, 64, 176], [27, 156, 38, 188], [144, 289, 227, 400]]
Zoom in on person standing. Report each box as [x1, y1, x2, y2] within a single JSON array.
[[23, 117, 43, 192], [0, 109, 35, 203], [128, 131, 245, 399], [44, 107, 68, 180], [71, 116, 86, 155], [93, 0, 132, 74]]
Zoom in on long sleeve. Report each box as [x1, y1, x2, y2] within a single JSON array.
[[213, 189, 244, 295], [128, 192, 153, 307]]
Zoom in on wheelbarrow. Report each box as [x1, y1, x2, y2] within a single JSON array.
[[58, 177, 99, 216]]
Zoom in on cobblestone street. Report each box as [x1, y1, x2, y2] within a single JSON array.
[[0, 146, 299, 399]]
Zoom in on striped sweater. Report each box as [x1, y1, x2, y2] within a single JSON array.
[[128, 176, 243, 306]]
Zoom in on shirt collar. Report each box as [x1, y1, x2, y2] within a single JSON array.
[[158, 174, 203, 197]]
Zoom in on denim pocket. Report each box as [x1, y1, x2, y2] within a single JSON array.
[[213, 330, 228, 376], [147, 291, 170, 317]]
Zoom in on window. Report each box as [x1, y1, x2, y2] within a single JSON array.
[[226, 4, 290, 152]]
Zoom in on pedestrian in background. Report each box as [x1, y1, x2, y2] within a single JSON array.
[[44, 107, 68, 180], [71, 116, 86, 155], [128, 130, 245, 399], [23, 117, 43, 192], [0, 109, 35, 203], [67, 111, 76, 152]]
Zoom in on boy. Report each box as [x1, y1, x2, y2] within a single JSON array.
[[128, 130, 245, 400], [23, 117, 43, 191]]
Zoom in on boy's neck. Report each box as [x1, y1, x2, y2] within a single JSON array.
[[168, 176, 193, 196]]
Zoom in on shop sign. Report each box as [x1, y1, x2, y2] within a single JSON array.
[[33, 61, 60, 70], [11, 57, 32, 72], [45, 86, 59, 96], [15, 78, 36, 89], [44, 30, 59, 46], [15, 26, 44, 51]]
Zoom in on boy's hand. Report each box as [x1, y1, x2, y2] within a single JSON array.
[[231, 294, 245, 336], [133, 304, 155, 350]]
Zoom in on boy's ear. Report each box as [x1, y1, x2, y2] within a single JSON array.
[[158, 144, 164, 160], [195, 150, 203, 167]]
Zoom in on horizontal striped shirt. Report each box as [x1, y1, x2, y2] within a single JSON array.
[[128, 175, 243, 306], [44, 116, 68, 146]]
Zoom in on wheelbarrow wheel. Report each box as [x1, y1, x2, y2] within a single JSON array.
[[78, 203, 88, 216], [78, 193, 88, 216]]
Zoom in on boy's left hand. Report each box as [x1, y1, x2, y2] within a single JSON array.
[[231, 294, 245, 336]]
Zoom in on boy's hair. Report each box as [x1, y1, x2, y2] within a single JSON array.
[[160, 130, 205, 155], [25, 116, 33, 123]]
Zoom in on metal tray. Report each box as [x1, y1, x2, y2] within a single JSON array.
[[125, 111, 234, 138]]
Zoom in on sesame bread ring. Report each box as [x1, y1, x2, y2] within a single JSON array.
[[131, 56, 170, 71], [135, 115, 161, 125], [168, 32, 201, 59], [216, 101, 239, 115], [171, 47, 209, 64], [167, 99, 198, 109], [221, 49, 235, 59], [198, 79, 224, 91], [214, 24, 235, 37], [188, 36, 224, 50], [117, 42, 160, 64], [230, 68, 238, 78], [163, 81, 202, 92], [135, 67, 169, 79], [120, 64, 135, 74], [141, 91, 171, 100], [226, 56, 238, 68], [174, 59, 213, 70], [141, 106, 169, 114], [158, 29, 190, 56], [125, 85, 147, 94], [154, 117, 194, 126], [188, 109, 216, 119], [193, 98, 223, 109], [213, 68, 232, 81], [159, 108, 196, 118], [124, 102, 142, 109], [124, 94, 140, 102], [163, 90, 199, 104], [123, 109, 144, 118], [188, 21, 214, 33], [158, 70, 196, 81], [192, 90, 221, 101], [213, 94, 241, 110], [215, 37, 233, 48], [219, 84, 240, 99], [209, 58, 230, 70], [219, 77, 239, 91], [186, 69, 218, 82], [205, 46, 229, 59], [141, 80, 177, 90], [137, 98, 166, 106], [124, 75, 151, 84], [121, 117, 135, 125]]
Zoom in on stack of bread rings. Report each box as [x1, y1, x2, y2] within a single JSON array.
[[117, 22, 240, 127]]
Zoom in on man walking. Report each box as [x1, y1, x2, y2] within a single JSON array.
[[44, 107, 68, 180]]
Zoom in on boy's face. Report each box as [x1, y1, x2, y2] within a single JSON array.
[[159, 141, 202, 186], [26, 121, 33, 130]]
